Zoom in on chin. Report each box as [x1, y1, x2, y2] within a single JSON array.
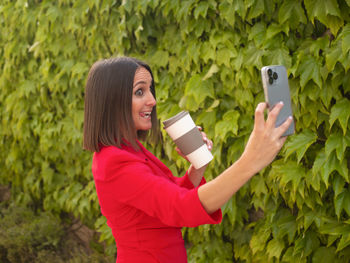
[[137, 126, 152, 131]]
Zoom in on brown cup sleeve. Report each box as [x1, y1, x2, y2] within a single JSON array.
[[173, 127, 205, 155]]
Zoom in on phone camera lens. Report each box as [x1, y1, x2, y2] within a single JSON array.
[[273, 72, 278, 80], [269, 77, 274, 84], [267, 69, 272, 76]]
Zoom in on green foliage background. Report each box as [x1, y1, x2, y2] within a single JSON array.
[[1, 0, 350, 262]]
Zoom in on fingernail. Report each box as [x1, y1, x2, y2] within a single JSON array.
[[279, 101, 284, 105], [288, 116, 293, 120]]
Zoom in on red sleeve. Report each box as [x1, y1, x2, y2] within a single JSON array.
[[174, 171, 207, 189], [94, 150, 222, 228]]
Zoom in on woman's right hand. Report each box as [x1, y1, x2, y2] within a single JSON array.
[[198, 102, 293, 214], [239, 102, 293, 174]]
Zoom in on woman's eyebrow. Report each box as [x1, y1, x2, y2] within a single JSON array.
[[133, 80, 149, 87]]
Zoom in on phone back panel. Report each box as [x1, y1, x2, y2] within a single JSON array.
[[261, 65, 294, 136]]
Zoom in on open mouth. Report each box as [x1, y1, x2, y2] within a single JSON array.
[[140, 112, 152, 119]]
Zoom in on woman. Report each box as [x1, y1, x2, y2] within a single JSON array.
[[83, 57, 292, 262]]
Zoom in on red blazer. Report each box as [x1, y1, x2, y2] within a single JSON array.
[[92, 141, 222, 263]]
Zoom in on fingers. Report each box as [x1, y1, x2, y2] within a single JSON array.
[[175, 147, 182, 155], [197, 126, 213, 151], [279, 136, 287, 145], [254, 102, 267, 131], [201, 132, 213, 151], [176, 147, 188, 160], [266, 102, 284, 130], [275, 116, 293, 138]]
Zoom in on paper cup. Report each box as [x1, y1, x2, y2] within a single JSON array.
[[163, 111, 213, 169]]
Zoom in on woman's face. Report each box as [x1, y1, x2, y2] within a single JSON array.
[[132, 67, 156, 131]]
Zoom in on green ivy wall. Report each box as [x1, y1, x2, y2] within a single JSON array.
[[1, 0, 350, 262]]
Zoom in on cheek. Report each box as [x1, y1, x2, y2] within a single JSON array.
[[132, 100, 141, 118], [132, 107, 138, 119], [131, 98, 137, 114]]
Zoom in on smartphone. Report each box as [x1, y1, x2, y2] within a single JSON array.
[[261, 65, 294, 136]]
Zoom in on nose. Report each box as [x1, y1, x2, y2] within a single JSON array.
[[146, 91, 156, 107]]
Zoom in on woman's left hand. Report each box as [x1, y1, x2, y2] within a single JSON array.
[[175, 126, 213, 161], [176, 126, 212, 187]]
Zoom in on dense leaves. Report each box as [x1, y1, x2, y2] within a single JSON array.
[[1, 0, 350, 262]]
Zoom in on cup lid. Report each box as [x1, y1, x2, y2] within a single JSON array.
[[162, 111, 189, 129]]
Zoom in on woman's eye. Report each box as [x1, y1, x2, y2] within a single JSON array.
[[135, 89, 143, 96]]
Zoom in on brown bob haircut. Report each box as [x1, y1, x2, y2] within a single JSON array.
[[83, 57, 159, 152]]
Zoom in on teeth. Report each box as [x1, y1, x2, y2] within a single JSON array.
[[141, 112, 151, 118]]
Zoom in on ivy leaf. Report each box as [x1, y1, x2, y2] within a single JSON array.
[[312, 247, 336, 263], [306, 171, 322, 192], [71, 62, 88, 79], [243, 45, 263, 71], [334, 190, 344, 217], [221, 197, 237, 225], [250, 175, 268, 196], [20, 80, 36, 98], [333, 175, 346, 198], [297, 56, 322, 88], [151, 50, 169, 68], [265, 23, 284, 40], [304, 0, 341, 21], [193, 1, 209, 19], [326, 15, 344, 36], [319, 81, 336, 108], [342, 24, 350, 54], [294, 231, 320, 258], [329, 98, 350, 135], [265, 48, 292, 69], [200, 42, 216, 63], [328, 236, 339, 248], [278, 0, 307, 28], [250, 227, 270, 254], [232, 52, 243, 70], [247, 0, 265, 20], [176, 0, 194, 22], [271, 161, 304, 195], [334, 189, 350, 218], [215, 110, 240, 141], [312, 150, 325, 179], [232, 0, 246, 18], [284, 129, 317, 163], [276, 213, 297, 243], [216, 47, 235, 67], [319, 221, 350, 235], [304, 0, 343, 35], [337, 232, 350, 251], [196, 111, 216, 137], [304, 210, 322, 230], [121, 0, 133, 13], [340, 52, 350, 72], [185, 74, 215, 105], [325, 131, 350, 161], [326, 42, 342, 71], [203, 64, 219, 80], [28, 41, 41, 53], [248, 22, 265, 47], [323, 152, 349, 183], [219, 2, 235, 26], [266, 238, 285, 260]]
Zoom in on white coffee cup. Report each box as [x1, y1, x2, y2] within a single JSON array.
[[163, 111, 213, 169]]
